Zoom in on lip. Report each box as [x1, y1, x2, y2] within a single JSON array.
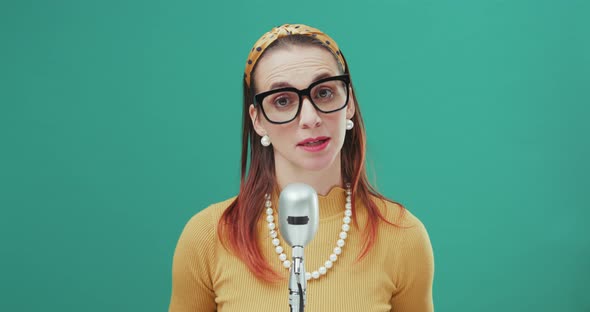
[[297, 137, 330, 152], [297, 136, 330, 146]]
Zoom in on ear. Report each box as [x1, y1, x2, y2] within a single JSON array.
[[249, 104, 266, 136], [346, 88, 356, 119]]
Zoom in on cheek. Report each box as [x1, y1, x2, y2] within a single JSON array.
[[265, 123, 296, 145], [328, 113, 348, 134], [321, 115, 348, 148]]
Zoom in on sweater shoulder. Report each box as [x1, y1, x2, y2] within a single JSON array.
[[369, 194, 425, 228], [199, 196, 237, 220], [185, 195, 237, 231], [368, 195, 433, 255], [368, 194, 434, 276]]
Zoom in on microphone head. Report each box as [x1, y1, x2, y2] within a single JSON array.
[[278, 183, 319, 247]]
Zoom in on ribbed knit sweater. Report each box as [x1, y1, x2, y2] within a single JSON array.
[[169, 186, 434, 311]]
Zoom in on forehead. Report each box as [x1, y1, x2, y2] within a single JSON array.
[[253, 45, 341, 92]]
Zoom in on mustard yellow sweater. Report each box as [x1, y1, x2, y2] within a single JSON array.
[[169, 186, 434, 311]]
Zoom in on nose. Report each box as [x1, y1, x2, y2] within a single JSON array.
[[298, 96, 322, 129]]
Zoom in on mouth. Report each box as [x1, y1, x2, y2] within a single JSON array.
[[297, 137, 330, 147]]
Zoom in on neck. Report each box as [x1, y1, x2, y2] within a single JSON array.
[[274, 153, 343, 196]]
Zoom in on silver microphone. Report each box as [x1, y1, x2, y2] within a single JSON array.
[[278, 183, 319, 312]]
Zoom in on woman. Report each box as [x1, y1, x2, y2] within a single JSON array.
[[169, 24, 434, 311]]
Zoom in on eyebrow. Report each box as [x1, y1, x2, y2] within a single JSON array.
[[268, 72, 333, 91]]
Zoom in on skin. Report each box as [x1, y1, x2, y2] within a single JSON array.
[[249, 45, 356, 195]]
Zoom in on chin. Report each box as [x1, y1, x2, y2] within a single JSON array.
[[297, 154, 338, 172]]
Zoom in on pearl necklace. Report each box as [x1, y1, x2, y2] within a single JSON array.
[[264, 184, 352, 281]]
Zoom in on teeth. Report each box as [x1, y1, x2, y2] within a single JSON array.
[[300, 139, 327, 146], [304, 139, 324, 146]]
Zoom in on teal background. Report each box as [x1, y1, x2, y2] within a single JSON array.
[[1, 0, 588, 311]]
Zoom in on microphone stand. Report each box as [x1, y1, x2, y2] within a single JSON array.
[[289, 246, 306, 312]]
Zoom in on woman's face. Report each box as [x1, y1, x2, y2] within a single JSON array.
[[249, 45, 355, 173]]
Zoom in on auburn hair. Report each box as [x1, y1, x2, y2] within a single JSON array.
[[218, 35, 406, 282]]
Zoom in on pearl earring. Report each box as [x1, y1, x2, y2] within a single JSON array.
[[261, 134, 271, 147], [346, 119, 354, 130]]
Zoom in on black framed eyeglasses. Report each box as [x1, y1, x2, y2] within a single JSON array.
[[254, 74, 350, 124]]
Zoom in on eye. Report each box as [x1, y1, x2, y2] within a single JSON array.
[[318, 89, 332, 98], [316, 88, 333, 99], [274, 96, 290, 107]]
